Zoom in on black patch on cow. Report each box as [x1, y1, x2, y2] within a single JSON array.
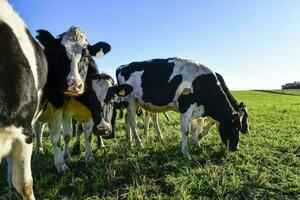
[[192, 74, 240, 150], [88, 42, 111, 56], [26, 29, 48, 112], [0, 23, 47, 140], [192, 74, 234, 120], [178, 93, 196, 113], [118, 59, 182, 106], [36, 30, 69, 108]]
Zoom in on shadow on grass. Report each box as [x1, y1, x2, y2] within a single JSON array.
[[0, 133, 230, 200]]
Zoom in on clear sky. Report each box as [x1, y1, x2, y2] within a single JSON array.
[[9, 0, 300, 90]]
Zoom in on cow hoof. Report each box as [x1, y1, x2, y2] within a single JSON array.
[[57, 164, 69, 174], [71, 144, 81, 156], [183, 154, 191, 160], [85, 157, 95, 164], [7, 179, 13, 188], [181, 150, 190, 159], [192, 141, 201, 149], [35, 147, 44, 155], [229, 146, 239, 151]]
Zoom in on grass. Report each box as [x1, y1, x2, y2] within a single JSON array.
[[1, 90, 300, 200]]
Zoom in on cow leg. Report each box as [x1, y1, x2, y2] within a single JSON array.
[[199, 118, 215, 139], [6, 156, 13, 188], [180, 108, 193, 157], [62, 116, 73, 162], [144, 112, 151, 137], [99, 136, 105, 148], [83, 121, 94, 162], [33, 121, 45, 154], [152, 113, 164, 142], [127, 103, 142, 147], [49, 118, 68, 173], [124, 112, 132, 144], [10, 129, 35, 200], [71, 123, 83, 156], [191, 119, 201, 149]]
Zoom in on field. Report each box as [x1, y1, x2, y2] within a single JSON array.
[[1, 90, 300, 200]]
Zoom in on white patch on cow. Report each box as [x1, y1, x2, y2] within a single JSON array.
[[192, 104, 205, 119], [92, 79, 111, 103], [0, 126, 23, 159], [95, 48, 104, 58], [60, 27, 88, 83], [0, 1, 38, 90], [35, 38, 45, 50], [0, 125, 34, 200]]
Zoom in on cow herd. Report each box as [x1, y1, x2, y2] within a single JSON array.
[[0, 2, 251, 200]]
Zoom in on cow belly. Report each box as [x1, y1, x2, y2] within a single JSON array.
[[137, 100, 179, 113], [64, 98, 91, 123]]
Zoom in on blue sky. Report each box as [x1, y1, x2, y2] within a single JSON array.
[[10, 0, 300, 90]]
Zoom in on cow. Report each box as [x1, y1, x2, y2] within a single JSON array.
[[33, 27, 111, 172], [116, 58, 243, 157], [60, 73, 132, 163], [35, 72, 132, 170], [142, 72, 250, 144], [0, 1, 48, 199]]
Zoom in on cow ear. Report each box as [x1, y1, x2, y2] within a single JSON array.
[[88, 42, 111, 58], [231, 111, 244, 122], [113, 84, 133, 97], [36, 30, 58, 49], [239, 102, 245, 109]]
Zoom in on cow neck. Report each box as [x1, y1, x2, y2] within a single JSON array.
[[74, 62, 101, 124], [74, 88, 102, 125], [193, 74, 235, 122]]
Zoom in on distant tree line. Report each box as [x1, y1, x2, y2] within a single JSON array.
[[282, 81, 300, 89]]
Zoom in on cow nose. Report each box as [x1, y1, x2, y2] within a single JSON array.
[[67, 79, 83, 94], [97, 122, 111, 135]]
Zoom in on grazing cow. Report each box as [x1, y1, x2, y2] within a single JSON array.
[[142, 73, 250, 145], [0, 1, 47, 199], [33, 27, 111, 172], [116, 58, 243, 156]]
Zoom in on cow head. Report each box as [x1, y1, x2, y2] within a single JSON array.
[[218, 111, 243, 151], [87, 73, 133, 136], [239, 102, 250, 134], [36, 26, 111, 96]]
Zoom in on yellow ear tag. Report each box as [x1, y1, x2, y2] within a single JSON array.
[[118, 89, 126, 96]]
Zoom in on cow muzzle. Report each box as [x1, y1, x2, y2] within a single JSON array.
[[65, 79, 84, 96], [96, 121, 112, 136]]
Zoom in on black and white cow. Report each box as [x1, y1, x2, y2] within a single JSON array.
[[61, 73, 132, 162], [194, 73, 250, 140], [33, 27, 111, 172], [116, 58, 243, 156], [0, 1, 47, 199], [142, 73, 250, 145]]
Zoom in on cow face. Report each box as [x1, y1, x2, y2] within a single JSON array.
[[36, 27, 111, 96], [239, 102, 250, 134], [218, 112, 243, 151], [89, 74, 133, 136]]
